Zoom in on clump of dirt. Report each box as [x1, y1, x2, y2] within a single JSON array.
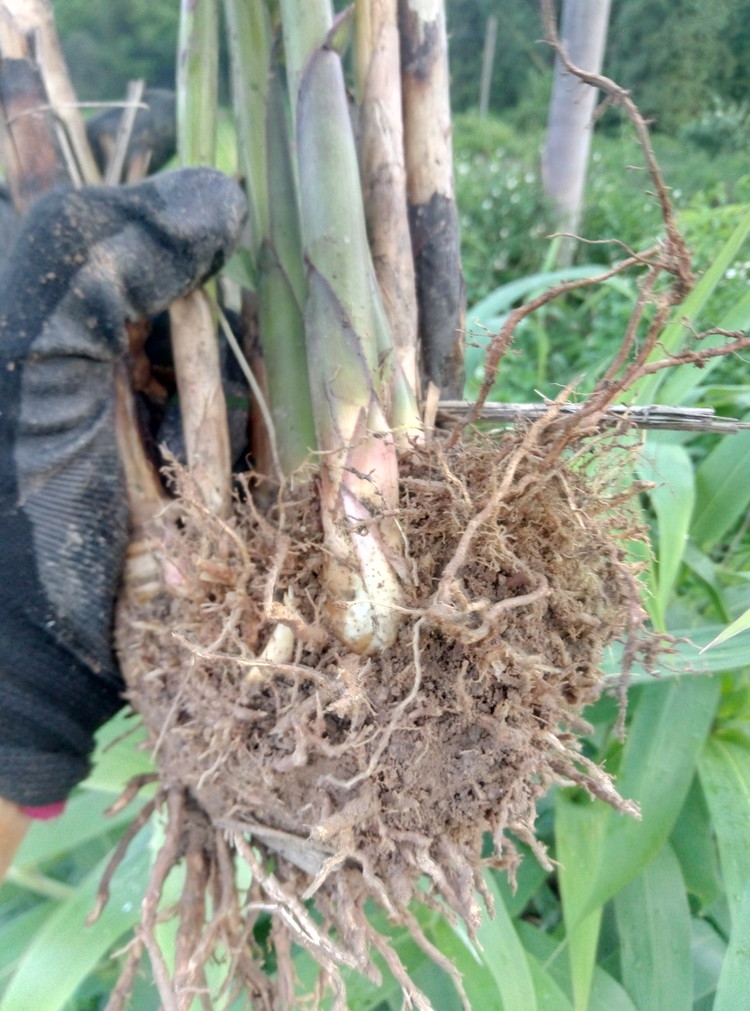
[[116, 425, 649, 1007]]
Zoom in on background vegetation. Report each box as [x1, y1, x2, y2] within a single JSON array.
[[4, 2, 750, 1008]]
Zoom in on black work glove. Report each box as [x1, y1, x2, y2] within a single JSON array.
[[0, 168, 247, 808]]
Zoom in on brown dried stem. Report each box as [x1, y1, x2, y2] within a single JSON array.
[[449, 252, 654, 445]]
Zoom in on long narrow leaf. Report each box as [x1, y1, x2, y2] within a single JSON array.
[[427, 918, 502, 1011], [477, 872, 538, 1011], [583, 675, 721, 916], [669, 775, 723, 912], [691, 422, 750, 551], [555, 791, 605, 1011], [637, 438, 695, 628], [526, 952, 574, 1011], [12, 791, 135, 869], [0, 903, 53, 988], [613, 844, 693, 1011], [257, 73, 315, 472], [603, 625, 750, 679], [691, 917, 728, 1006], [517, 921, 638, 1011], [702, 608, 750, 652], [699, 736, 750, 924], [713, 879, 750, 1011], [223, 0, 270, 248], [587, 968, 639, 1011]]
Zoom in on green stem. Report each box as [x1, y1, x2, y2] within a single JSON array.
[[177, 0, 218, 167], [280, 0, 411, 650]]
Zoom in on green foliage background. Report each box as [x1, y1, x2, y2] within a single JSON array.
[[53, 0, 750, 135]]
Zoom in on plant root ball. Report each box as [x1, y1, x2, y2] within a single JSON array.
[[117, 430, 646, 956]]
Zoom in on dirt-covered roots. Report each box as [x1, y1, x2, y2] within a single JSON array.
[[116, 429, 648, 1006]]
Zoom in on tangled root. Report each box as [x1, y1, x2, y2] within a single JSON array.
[[115, 425, 651, 1009]]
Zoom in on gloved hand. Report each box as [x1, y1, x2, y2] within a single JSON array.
[[0, 168, 247, 811]]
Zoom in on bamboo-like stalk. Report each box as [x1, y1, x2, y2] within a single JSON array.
[[257, 75, 316, 475], [225, 0, 316, 475], [222, 0, 270, 255], [177, 0, 218, 168], [280, 0, 415, 652], [172, 0, 232, 515], [354, 0, 420, 399], [398, 0, 465, 398]]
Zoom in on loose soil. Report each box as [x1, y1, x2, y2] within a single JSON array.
[[116, 425, 650, 1008]]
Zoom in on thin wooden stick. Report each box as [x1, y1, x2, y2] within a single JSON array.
[[437, 401, 750, 434], [104, 78, 145, 185]]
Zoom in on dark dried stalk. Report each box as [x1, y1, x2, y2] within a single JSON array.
[[398, 0, 465, 398]]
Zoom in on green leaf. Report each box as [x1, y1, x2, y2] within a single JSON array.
[[669, 776, 723, 912], [637, 438, 695, 628], [555, 791, 605, 1011], [517, 922, 638, 1011], [516, 920, 572, 996], [526, 951, 574, 1011], [691, 917, 727, 1005], [614, 844, 693, 1011], [588, 968, 639, 1011], [464, 266, 614, 380], [488, 858, 549, 920], [603, 624, 750, 679], [584, 675, 721, 915], [699, 736, 750, 923], [467, 266, 605, 330], [426, 918, 501, 1011], [476, 872, 537, 1011], [692, 421, 750, 551], [682, 541, 731, 624], [0, 825, 152, 1011], [0, 903, 53, 989], [634, 202, 750, 406], [702, 607, 750, 652], [714, 880, 750, 1011]]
